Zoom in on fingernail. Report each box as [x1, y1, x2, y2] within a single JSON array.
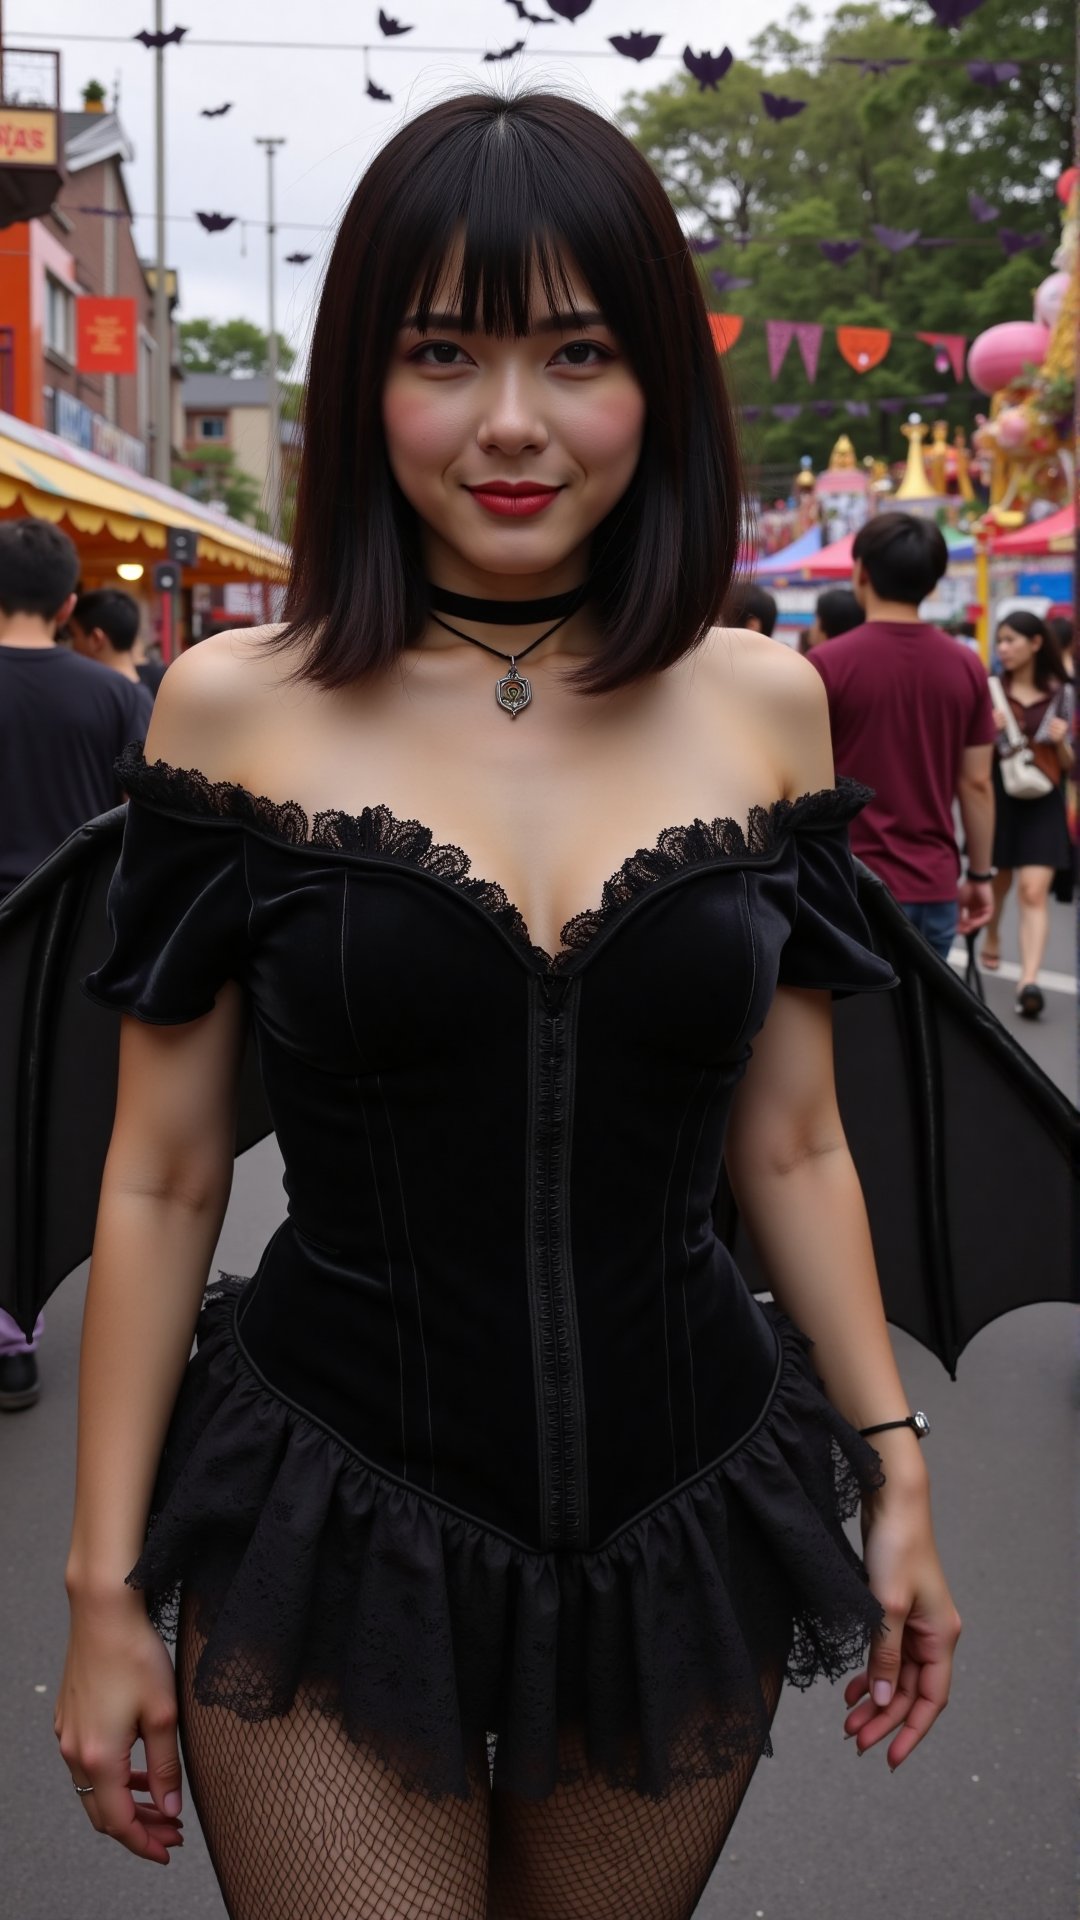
[[872, 1680, 893, 1707], [164, 1792, 181, 1817]]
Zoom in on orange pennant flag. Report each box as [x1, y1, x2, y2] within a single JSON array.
[[709, 313, 744, 354], [836, 325, 891, 374]]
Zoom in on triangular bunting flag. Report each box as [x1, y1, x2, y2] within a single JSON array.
[[794, 322, 823, 383], [916, 332, 967, 382], [836, 326, 891, 374], [765, 319, 795, 380], [709, 313, 744, 353]]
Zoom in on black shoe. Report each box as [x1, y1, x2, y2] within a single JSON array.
[[0, 1351, 40, 1410], [1015, 984, 1045, 1020]]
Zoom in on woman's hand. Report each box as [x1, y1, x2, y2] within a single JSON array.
[[1046, 716, 1069, 743], [992, 706, 1009, 732], [843, 1482, 962, 1771], [54, 1589, 185, 1865]]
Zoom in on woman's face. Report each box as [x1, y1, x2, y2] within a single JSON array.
[[381, 248, 646, 592], [996, 623, 1040, 672]]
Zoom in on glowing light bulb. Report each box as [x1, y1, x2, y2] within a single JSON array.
[[116, 562, 144, 581]]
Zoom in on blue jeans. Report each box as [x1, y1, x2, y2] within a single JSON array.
[[900, 898, 958, 962]]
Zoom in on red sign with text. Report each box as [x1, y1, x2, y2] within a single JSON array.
[[76, 297, 138, 375]]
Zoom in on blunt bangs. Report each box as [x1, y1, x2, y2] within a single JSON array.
[[274, 90, 743, 696]]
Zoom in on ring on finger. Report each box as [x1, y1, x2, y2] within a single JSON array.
[[72, 1780, 96, 1796]]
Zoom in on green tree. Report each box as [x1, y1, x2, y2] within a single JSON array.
[[172, 446, 267, 528], [179, 316, 295, 377]]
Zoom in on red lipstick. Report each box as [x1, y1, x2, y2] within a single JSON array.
[[467, 481, 563, 519]]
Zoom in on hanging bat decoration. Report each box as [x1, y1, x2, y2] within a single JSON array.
[[927, 0, 985, 24], [483, 41, 526, 60], [844, 400, 871, 417], [547, 0, 593, 18], [610, 31, 662, 61], [811, 400, 837, 416], [505, 0, 555, 20], [966, 61, 1019, 85], [819, 239, 862, 265], [683, 46, 734, 90], [760, 91, 806, 120], [968, 190, 999, 223], [832, 56, 910, 74], [367, 78, 393, 101], [999, 228, 1045, 256], [771, 404, 803, 421], [195, 211, 236, 232], [285, 252, 312, 264], [709, 269, 752, 293], [134, 25, 187, 47], [200, 103, 233, 117], [871, 223, 921, 252], [378, 10, 413, 33], [687, 235, 722, 253]]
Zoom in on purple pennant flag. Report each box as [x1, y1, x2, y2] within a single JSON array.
[[683, 45, 734, 89], [968, 190, 999, 224], [794, 321, 823, 383], [845, 400, 871, 418], [967, 61, 1020, 86], [709, 269, 752, 293], [820, 240, 862, 266], [999, 229, 1046, 256], [928, 0, 985, 24], [811, 399, 836, 417], [872, 223, 921, 252], [760, 91, 807, 120], [772, 404, 803, 421], [766, 320, 795, 380], [877, 397, 905, 413], [687, 235, 722, 253], [742, 406, 762, 421]]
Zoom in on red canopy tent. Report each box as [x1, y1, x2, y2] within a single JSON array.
[[991, 504, 1075, 555]]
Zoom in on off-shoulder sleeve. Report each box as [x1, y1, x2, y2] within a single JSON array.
[[776, 778, 899, 999], [81, 765, 250, 1025]]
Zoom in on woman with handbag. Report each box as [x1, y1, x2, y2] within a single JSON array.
[[982, 612, 1075, 1016]]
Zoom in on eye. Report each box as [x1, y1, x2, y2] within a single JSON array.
[[409, 340, 471, 367], [551, 339, 613, 368]]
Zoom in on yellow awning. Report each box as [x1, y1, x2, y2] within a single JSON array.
[[0, 411, 289, 580]]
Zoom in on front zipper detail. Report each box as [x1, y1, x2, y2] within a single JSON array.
[[525, 972, 588, 1549]]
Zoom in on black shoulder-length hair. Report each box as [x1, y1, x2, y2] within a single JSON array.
[[996, 608, 1069, 693], [268, 88, 743, 697]]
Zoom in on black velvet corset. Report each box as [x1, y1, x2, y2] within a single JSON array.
[[83, 742, 898, 1554]]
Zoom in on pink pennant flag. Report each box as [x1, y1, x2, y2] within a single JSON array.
[[765, 319, 795, 380], [916, 332, 967, 382], [793, 322, 823, 383]]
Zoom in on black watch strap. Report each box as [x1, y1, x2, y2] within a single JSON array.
[[966, 869, 993, 883], [858, 1413, 930, 1440]]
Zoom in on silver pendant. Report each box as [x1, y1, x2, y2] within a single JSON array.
[[495, 661, 532, 719]]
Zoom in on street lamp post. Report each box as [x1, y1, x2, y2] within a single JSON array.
[[152, 0, 170, 484], [255, 136, 285, 539]]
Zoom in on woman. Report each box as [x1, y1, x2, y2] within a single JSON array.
[[982, 611, 1075, 1016], [55, 93, 960, 1920]]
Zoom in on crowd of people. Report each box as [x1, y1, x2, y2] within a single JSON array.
[[0, 508, 1075, 1416]]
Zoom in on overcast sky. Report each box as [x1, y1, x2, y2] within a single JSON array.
[[13, 0, 841, 364]]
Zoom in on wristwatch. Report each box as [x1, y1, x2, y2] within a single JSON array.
[[858, 1412, 931, 1440], [965, 869, 993, 884]]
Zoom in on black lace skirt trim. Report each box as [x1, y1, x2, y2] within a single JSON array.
[[127, 1274, 887, 1802]]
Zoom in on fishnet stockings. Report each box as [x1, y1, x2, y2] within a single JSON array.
[[177, 1589, 787, 1920]]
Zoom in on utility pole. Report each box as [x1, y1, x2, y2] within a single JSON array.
[[152, 0, 170, 483], [255, 136, 285, 538]]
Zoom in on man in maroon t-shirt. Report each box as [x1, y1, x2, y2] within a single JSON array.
[[809, 512, 996, 962]]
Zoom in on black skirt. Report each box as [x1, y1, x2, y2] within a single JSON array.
[[991, 761, 1072, 872]]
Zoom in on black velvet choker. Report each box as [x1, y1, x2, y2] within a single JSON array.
[[426, 582, 590, 625]]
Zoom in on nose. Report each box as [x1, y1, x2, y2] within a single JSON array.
[[475, 364, 549, 458]]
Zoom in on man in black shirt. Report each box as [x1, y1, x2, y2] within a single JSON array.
[[0, 520, 151, 1409], [69, 587, 165, 705]]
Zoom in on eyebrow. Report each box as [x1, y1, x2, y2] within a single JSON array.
[[399, 309, 607, 334]]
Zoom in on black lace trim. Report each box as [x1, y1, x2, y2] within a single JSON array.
[[115, 740, 873, 972]]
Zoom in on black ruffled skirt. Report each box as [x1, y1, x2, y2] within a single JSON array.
[[127, 1274, 887, 1802]]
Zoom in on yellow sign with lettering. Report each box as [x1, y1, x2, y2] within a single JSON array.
[[0, 109, 58, 167]]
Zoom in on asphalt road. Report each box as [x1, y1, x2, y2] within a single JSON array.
[[2, 891, 1075, 1920]]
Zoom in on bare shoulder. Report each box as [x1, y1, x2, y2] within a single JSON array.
[[143, 625, 291, 779], [693, 626, 835, 792]]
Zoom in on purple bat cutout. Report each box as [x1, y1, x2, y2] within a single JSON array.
[[742, 407, 762, 421], [845, 401, 871, 417], [915, 393, 949, 407], [709, 269, 752, 293], [285, 252, 312, 264], [811, 400, 836, 416], [367, 78, 393, 102], [199, 103, 232, 117], [999, 228, 1046, 256], [877, 397, 905, 413], [378, 10, 413, 33], [548, 0, 593, 19], [610, 31, 663, 61], [195, 211, 235, 232], [968, 190, 999, 223], [833, 56, 910, 74], [687, 236, 722, 254], [483, 41, 525, 60], [683, 46, 734, 90], [820, 240, 861, 265], [918, 236, 961, 248], [871, 223, 921, 252], [135, 24, 187, 47], [966, 61, 1020, 86], [771, 404, 803, 420], [927, 0, 985, 24], [506, 1, 555, 22], [730, 232, 754, 249], [761, 91, 807, 120]]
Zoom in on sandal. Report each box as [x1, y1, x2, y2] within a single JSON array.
[[1016, 983, 1044, 1019], [980, 943, 1001, 972]]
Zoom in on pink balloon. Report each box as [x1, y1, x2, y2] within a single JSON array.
[[967, 321, 1050, 394], [1034, 271, 1070, 329]]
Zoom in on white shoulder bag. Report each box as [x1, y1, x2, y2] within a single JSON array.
[[988, 677, 1056, 800]]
